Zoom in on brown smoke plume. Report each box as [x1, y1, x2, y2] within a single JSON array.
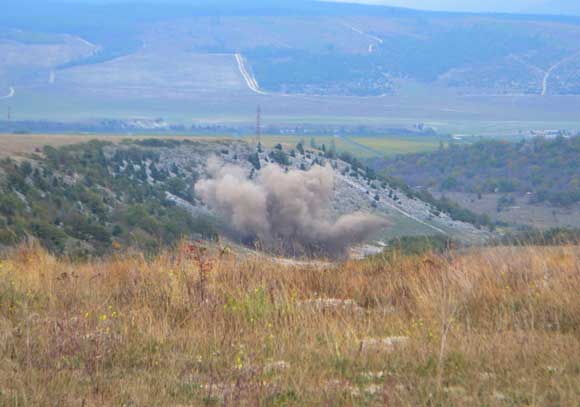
[[195, 158, 387, 257]]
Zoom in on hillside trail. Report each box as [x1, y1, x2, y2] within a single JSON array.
[[340, 22, 383, 54], [0, 87, 15, 100]]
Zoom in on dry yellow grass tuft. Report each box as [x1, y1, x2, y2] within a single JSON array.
[[1, 242, 580, 406]]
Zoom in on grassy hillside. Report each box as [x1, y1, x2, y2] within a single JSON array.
[[0, 242, 579, 405]]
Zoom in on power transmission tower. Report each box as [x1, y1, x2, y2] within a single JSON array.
[[255, 105, 262, 149], [256, 105, 261, 141]]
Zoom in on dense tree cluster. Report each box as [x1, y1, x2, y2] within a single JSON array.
[[0, 140, 216, 256], [381, 136, 580, 207]]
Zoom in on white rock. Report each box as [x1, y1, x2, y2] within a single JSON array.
[[360, 336, 409, 351], [298, 298, 364, 314], [362, 371, 385, 379], [264, 360, 290, 372], [494, 391, 507, 401]]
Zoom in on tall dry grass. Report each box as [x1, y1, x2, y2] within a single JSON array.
[[0, 242, 579, 406]]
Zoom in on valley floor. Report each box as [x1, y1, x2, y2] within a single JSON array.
[[5, 84, 580, 136], [1, 243, 579, 406]]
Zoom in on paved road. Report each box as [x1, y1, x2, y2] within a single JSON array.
[[234, 53, 268, 95], [542, 62, 559, 96]]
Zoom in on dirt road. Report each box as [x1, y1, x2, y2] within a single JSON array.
[[340, 22, 383, 54], [542, 51, 580, 96], [0, 87, 15, 100]]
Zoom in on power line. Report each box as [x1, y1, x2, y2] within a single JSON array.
[[256, 104, 262, 147]]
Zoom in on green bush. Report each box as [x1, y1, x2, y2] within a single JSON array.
[[269, 150, 290, 166]]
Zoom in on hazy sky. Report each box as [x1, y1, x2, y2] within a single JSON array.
[[39, 0, 580, 17], [331, 0, 580, 15]]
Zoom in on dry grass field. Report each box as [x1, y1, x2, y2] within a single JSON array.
[[0, 134, 229, 158], [1, 242, 579, 406], [0, 35, 95, 77], [0, 133, 437, 161], [0, 134, 111, 157], [353, 137, 441, 156]]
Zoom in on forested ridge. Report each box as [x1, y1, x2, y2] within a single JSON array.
[[381, 136, 580, 206], [0, 140, 216, 256]]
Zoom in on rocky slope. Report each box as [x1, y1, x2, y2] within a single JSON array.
[[161, 140, 491, 247], [0, 138, 491, 257]]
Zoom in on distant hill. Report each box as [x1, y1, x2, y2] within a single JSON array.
[[516, 1, 580, 16], [334, 0, 580, 16], [379, 136, 580, 207], [2, 0, 580, 97], [0, 138, 490, 256]]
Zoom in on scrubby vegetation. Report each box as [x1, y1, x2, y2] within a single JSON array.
[[0, 140, 216, 257], [381, 136, 580, 206], [247, 48, 395, 96], [0, 137, 497, 258], [247, 24, 548, 95], [0, 242, 579, 406]]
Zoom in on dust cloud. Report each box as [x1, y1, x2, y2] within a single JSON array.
[[194, 158, 387, 257]]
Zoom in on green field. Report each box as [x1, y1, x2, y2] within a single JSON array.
[[248, 135, 442, 158], [349, 136, 442, 156], [254, 135, 371, 156], [0, 132, 440, 162]]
